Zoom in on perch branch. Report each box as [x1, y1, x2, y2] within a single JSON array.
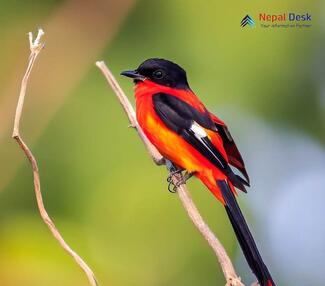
[[12, 29, 98, 286], [96, 60, 244, 286]]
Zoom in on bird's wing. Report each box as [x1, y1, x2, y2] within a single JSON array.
[[209, 113, 250, 185], [152, 92, 248, 192]]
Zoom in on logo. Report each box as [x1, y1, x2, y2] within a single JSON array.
[[241, 15, 255, 27], [240, 13, 312, 29], [259, 12, 311, 22], [259, 12, 312, 28]]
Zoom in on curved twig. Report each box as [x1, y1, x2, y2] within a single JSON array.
[[13, 29, 98, 286], [96, 60, 244, 286]]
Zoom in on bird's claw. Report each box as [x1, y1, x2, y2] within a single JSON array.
[[167, 176, 185, 193], [167, 180, 178, 193], [167, 170, 194, 193]]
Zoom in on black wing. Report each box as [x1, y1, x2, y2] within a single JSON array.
[[152, 93, 248, 192], [213, 120, 250, 185]]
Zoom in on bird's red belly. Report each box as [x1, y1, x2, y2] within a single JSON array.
[[137, 100, 217, 175]]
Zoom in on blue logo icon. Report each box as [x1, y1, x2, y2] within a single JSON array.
[[241, 15, 255, 27]]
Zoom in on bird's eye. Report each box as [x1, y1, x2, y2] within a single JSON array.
[[153, 69, 164, 79]]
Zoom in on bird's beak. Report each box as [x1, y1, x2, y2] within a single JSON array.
[[120, 70, 145, 81]]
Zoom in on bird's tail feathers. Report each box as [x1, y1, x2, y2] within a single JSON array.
[[217, 180, 275, 286]]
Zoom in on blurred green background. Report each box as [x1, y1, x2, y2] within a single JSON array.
[[0, 1, 324, 285]]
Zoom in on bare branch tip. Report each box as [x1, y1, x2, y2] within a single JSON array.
[[95, 61, 105, 68], [28, 28, 45, 52]]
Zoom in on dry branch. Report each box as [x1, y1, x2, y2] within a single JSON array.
[[96, 61, 244, 286], [12, 29, 98, 286]]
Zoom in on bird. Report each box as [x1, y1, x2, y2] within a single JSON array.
[[121, 58, 275, 286]]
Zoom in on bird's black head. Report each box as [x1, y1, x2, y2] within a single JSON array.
[[121, 58, 190, 89]]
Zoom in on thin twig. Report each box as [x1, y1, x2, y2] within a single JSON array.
[[96, 60, 244, 286], [13, 29, 98, 286]]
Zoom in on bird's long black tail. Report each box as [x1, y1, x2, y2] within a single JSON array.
[[217, 180, 275, 286]]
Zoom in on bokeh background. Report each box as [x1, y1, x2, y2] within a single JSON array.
[[0, 1, 324, 285]]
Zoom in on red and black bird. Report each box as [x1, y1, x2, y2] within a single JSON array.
[[121, 58, 275, 286]]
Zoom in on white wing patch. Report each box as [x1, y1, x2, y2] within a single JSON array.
[[190, 122, 225, 168], [190, 122, 207, 138]]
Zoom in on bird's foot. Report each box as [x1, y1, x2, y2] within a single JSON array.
[[167, 169, 183, 193], [165, 160, 195, 193], [167, 170, 195, 193]]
